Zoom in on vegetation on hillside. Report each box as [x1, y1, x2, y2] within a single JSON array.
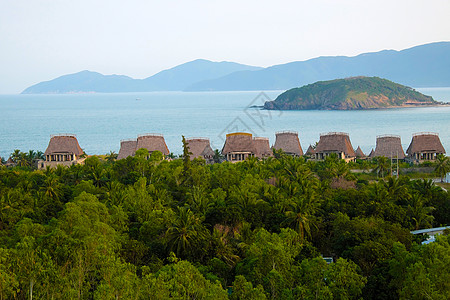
[[264, 77, 438, 110], [0, 147, 449, 299]]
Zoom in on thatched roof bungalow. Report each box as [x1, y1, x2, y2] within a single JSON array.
[[406, 132, 445, 163], [314, 132, 356, 162], [222, 132, 256, 162], [305, 145, 316, 156], [5, 157, 15, 167], [373, 135, 405, 159], [186, 138, 215, 162], [136, 134, 170, 156], [355, 146, 366, 158], [368, 149, 375, 158], [253, 137, 273, 159], [41, 134, 85, 168], [118, 139, 137, 160], [273, 131, 303, 156]]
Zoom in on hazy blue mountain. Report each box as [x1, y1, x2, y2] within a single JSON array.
[[139, 59, 262, 91], [185, 42, 450, 91], [22, 59, 262, 93], [22, 71, 139, 93], [22, 42, 450, 93]]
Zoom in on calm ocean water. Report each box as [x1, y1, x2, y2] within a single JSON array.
[[1, 88, 450, 159]]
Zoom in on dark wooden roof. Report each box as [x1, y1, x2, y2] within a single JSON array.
[[273, 131, 303, 156], [406, 132, 445, 155], [44, 134, 83, 156]]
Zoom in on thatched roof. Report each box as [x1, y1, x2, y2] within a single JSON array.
[[5, 157, 15, 166], [373, 135, 405, 159], [273, 131, 303, 156], [186, 138, 215, 159], [44, 134, 83, 156], [315, 132, 356, 157], [136, 134, 170, 156], [253, 137, 273, 158], [355, 146, 366, 158], [369, 149, 375, 158], [118, 139, 137, 160], [305, 145, 316, 155], [222, 132, 256, 154], [406, 132, 446, 155]]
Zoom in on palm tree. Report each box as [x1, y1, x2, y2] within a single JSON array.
[[186, 186, 212, 215], [407, 193, 434, 230], [105, 151, 118, 162], [18, 152, 30, 167], [35, 151, 44, 160], [283, 195, 319, 241], [213, 149, 224, 163], [11, 149, 21, 163], [40, 175, 62, 200], [434, 154, 450, 182], [373, 156, 390, 178], [165, 206, 209, 259], [412, 179, 442, 199], [383, 176, 410, 205]]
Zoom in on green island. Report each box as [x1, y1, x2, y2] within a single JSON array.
[[1, 146, 449, 299], [264, 77, 440, 110]]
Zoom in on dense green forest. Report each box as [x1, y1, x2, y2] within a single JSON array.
[[1, 147, 449, 299], [264, 77, 437, 110]]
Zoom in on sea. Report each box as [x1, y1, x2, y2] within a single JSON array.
[[1, 88, 450, 159]]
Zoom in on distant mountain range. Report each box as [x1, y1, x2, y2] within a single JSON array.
[[22, 60, 262, 94], [22, 42, 450, 94]]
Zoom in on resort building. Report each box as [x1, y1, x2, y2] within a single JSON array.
[[272, 131, 303, 156], [118, 139, 137, 160], [355, 146, 366, 159], [305, 145, 316, 158], [406, 132, 446, 163], [136, 134, 170, 157], [222, 132, 256, 162], [253, 137, 274, 159], [118, 134, 170, 160], [314, 132, 356, 162], [372, 135, 406, 160], [368, 149, 375, 158], [4, 157, 15, 167], [186, 138, 215, 163], [40, 134, 85, 169]]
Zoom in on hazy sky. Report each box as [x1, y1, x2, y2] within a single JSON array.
[[1, 0, 449, 93]]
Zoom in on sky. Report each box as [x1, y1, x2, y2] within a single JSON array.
[[0, 0, 449, 94]]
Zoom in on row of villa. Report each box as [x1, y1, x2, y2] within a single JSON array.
[[31, 131, 446, 169]]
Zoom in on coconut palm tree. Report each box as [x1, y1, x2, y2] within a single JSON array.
[[11, 149, 21, 163], [40, 175, 62, 200], [283, 194, 319, 241], [407, 193, 434, 230], [105, 151, 118, 162], [165, 206, 209, 259], [434, 154, 450, 182], [374, 156, 390, 178]]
